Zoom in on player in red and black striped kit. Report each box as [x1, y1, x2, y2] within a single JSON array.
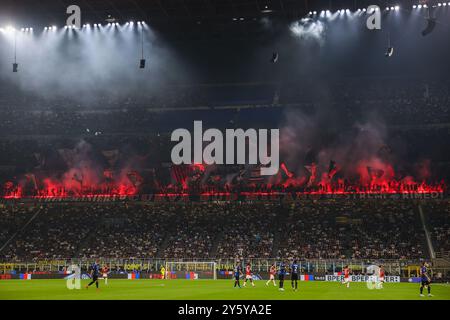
[[243, 263, 255, 287]]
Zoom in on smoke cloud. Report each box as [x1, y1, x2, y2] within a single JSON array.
[[289, 18, 326, 45]]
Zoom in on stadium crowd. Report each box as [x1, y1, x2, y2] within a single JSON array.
[[277, 201, 425, 260], [0, 200, 439, 262]]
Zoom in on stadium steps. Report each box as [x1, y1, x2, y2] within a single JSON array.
[[209, 231, 224, 258], [270, 230, 282, 258], [156, 233, 172, 258], [418, 204, 436, 259], [270, 206, 287, 257], [73, 219, 102, 257]]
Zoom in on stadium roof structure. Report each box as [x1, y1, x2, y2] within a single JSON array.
[[0, 0, 428, 29]]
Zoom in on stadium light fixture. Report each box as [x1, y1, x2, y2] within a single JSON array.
[[413, 5, 417, 8], [418, 4, 422, 8], [395, 6, 400, 11]]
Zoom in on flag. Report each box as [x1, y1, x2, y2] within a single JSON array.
[[328, 160, 340, 179], [103, 169, 114, 181], [280, 162, 294, 178], [33, 152, 45, 168], [101, 150, 119, 167], [127, 171, 143, 187], [305, 163, 317, 186], [72, 172, 83, 185], [367, 166, 384, 179], [171, 165, 194, 188], [24, 173, 38, 190]]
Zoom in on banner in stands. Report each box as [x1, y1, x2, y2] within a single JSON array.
[[1, 192, 444, 203], [0, 273, 129, 280], [325, 275, 400, 282]]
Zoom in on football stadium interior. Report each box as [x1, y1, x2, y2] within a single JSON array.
[[0, 0, 449, 300]]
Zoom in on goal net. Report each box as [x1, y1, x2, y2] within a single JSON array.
[[165, 261, 217, 280]]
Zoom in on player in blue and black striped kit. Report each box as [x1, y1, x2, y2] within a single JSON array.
[[86, 261, 100, 290], [419, 262, 433, 297], [233, 262, 243, 288], [291, 260, 299, 291]]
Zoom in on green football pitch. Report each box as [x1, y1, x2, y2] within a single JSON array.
[[1, 279, 450, 300]]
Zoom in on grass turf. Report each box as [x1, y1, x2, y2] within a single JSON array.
[[0, 279, 449, 300]]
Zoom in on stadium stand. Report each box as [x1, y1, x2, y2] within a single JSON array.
[[0, 200, 439, 262], [424, 200, 450, 256]]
